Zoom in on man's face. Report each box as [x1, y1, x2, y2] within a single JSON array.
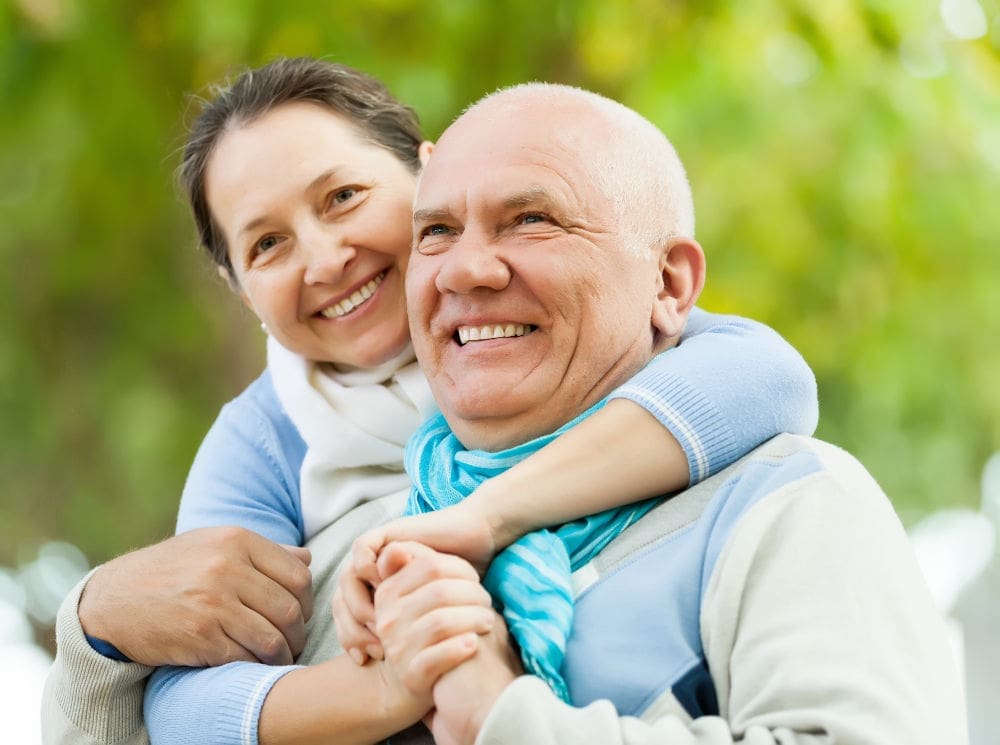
[[406, 102, 664, 451]]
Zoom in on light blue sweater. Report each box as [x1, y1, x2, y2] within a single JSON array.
[[143, 308, 818, 745]]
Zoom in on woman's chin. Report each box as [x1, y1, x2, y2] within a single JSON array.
[[322, 334, 413, 371]]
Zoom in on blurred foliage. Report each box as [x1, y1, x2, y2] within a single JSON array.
[[1, 0, 998, 566]]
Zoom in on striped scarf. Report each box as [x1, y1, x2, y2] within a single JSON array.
[[404, 400, 659, 702]]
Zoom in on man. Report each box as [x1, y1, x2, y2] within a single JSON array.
[[367, 83, 967, 744]]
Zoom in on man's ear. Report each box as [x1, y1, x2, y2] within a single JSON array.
[[418, 141, 434, 167], [650, 237, 706, 341]]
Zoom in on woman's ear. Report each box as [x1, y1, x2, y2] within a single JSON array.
[[650, 237, 706, 341], [418, 141, 434, 167], [217, 264, 253, 311]]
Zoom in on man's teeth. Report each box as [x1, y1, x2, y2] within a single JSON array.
[[321, 272, 386, 318], [457, 324, 532, 345]]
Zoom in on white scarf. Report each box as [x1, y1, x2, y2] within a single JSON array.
[[266, 335, 438, 540]]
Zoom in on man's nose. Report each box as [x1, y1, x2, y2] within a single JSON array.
[[300, 223, 356, 285], [435, 233, 511, 294]]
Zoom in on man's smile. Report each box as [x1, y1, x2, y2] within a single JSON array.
[[455, 323, 537, 346]]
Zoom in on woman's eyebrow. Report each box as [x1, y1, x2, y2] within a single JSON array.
[[236, 167, 346, 238]]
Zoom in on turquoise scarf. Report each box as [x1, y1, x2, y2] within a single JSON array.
[[404, 399, 659, 702]]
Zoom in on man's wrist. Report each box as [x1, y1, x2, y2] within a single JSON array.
[[77, 561, 137, 661]]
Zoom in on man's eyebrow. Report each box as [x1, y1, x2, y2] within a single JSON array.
[[412, 206, 455, 225], [500, 187, 555, 210], [237, 167, 342, 238]]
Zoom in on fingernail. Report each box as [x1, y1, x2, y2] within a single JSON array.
[[349, 648, 365, 665]]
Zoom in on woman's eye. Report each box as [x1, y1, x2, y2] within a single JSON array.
[[256, 235, 280, 253], [332, 188, 357, 205]]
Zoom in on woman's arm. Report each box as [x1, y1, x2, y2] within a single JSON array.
[[488, 307, 818, 542], [336, 309, 817, 657]]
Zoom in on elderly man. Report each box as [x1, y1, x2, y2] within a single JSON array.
[[367, 83, 967, 744]]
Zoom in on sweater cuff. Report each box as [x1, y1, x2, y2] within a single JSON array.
[[609, 363, 737, 486], [214, 664, 298, 745], [47, 570, 154, 743]]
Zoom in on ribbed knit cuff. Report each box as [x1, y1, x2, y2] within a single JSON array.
[[48, 570, 154, 743], [609, 365, 738, 486], [213, 665, 297, 745]]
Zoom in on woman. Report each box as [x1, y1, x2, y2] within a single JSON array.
[[44, 58, 817, 745]]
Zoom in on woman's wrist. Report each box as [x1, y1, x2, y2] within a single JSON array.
[[465, 475, 535, 552]]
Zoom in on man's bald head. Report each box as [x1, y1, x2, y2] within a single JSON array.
[[457, 83, 696, 256], [407, 83, 705, 450]]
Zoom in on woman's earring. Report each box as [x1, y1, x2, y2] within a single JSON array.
[[260, 322, 269, 334]]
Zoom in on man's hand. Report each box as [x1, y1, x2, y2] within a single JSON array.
[[426, 610, 522, 745], [370, 542, 495, 700], [78, 526, 313, 667], [333, 503, 498, 664]]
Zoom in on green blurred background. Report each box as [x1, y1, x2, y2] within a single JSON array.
[[2, 0, 998, 571]]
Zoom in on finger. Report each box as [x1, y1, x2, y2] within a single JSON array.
[[404, 605, 496, 651], [350, 532, 388, 587], [331, 588, 380, 664], [235, 573, 308, 658], [375, 541, 419, 581], [201, 638, 259, 667], [220, 607, 295, 666], [338, 565, 376, 631], [281, 545, 312, 566], [405, 632, 479, 692], [375, 546, 482, 606], [246, 537, 314, 623], [339, 570, 384, 660], [166, 619, 259, 667], [376, 578, 493, 643], [398, 577, 493, 620]]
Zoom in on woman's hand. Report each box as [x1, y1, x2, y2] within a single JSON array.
[[333, 501, 500, 664], [78, 526, 313, 667], [368, 542, 496, 700]]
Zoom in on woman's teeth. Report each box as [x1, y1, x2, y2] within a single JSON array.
[[321, 272, 386, 318], [457, 324, 533, 345]]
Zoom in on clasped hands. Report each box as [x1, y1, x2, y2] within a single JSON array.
[[332, 503, 524, 745]]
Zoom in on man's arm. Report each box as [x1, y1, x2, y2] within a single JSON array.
[[42, 375, 311, 745], [429, 445, 967, 745], [42, 573, 153, 745]]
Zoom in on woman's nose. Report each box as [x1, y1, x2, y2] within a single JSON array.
[[301, 225, 357, 285]]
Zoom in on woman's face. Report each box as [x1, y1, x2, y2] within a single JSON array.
[[205, 101, 422, 368]]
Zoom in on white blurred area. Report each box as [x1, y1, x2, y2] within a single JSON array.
[[0, 542, 89, 745], [908, 452, 1000, 745]]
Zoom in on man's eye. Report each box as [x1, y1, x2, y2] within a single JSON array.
[[423, 224, 452, 237], [521, 213, 549, 224]]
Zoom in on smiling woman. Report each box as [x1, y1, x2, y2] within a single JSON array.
[[201, 101, 429, 368], [43, 57, 821, 745]]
